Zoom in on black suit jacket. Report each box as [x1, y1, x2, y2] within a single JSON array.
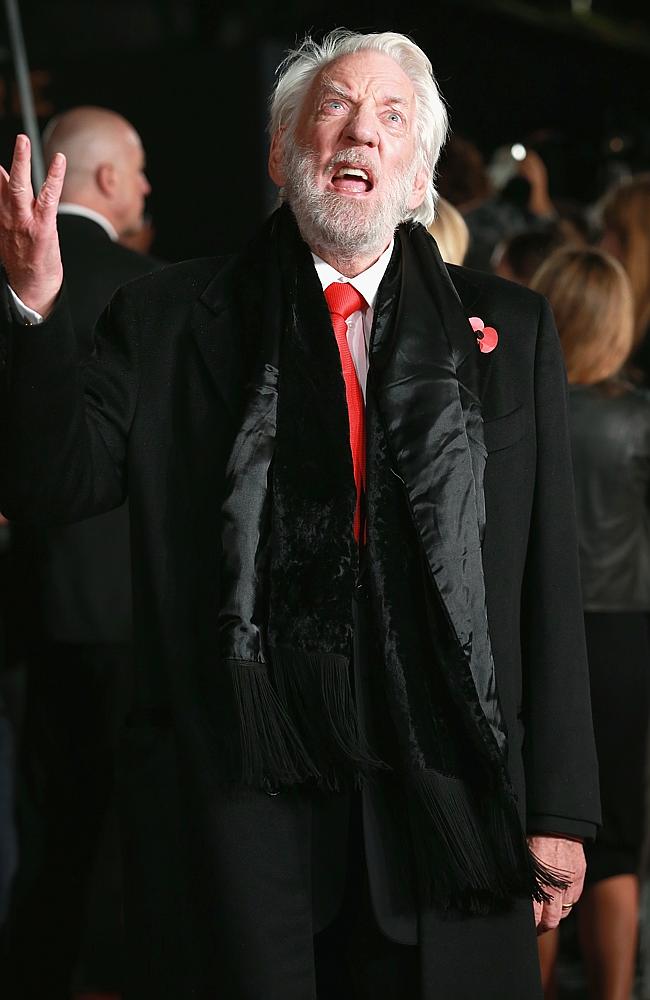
[[0, 248, 600, 998], [9, 213, 161, 648]]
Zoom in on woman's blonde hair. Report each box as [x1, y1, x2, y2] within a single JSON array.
[[599, 173, 650, 346], [427, 197, 469, 264], [531, 247, 634, 385]]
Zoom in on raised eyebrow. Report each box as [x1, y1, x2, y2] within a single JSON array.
[[384, 96, 409, 111], [317, 81, 410, 114], [318, 79, 353, 103]]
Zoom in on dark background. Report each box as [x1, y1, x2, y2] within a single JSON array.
[[1, 0, 649, 261]]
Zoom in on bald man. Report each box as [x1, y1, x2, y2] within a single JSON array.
[[3, 108, 161, 1000], [44, 106, 150, 239], [38, 107, 155, 354]]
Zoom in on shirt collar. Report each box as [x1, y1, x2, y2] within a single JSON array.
[[57, 203, 119, 242], [311, 239, 394, 310]]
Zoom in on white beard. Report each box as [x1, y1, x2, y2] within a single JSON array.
[[283, 144, 418, 263]]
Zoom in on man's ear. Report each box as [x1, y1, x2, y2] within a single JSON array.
[[96, 162, 117, 198], [268, 127, 287, 186], [407, 168, 429, 213]]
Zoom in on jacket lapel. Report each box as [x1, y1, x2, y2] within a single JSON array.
[[447, 263, 517, 421], [444, 263, 496, 408], [192, 260, 247, 420]]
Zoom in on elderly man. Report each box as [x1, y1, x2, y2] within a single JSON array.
[[0, 30, 598, 1000]]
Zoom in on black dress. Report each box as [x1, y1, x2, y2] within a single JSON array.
[[569, 382, 650, 883], [583, 612, 650, 882]]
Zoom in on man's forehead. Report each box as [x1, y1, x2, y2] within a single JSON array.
[[310, 50, 415, 104]]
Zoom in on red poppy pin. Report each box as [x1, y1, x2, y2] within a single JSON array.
[[469, 316, 499, 354]]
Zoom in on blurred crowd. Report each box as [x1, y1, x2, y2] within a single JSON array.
[[431, 136, 650, 1000], [1, 113, 650, 1000]]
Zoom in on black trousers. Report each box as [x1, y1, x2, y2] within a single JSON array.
[[314, 797, 419, 1000], [1, 641, 131, 998]]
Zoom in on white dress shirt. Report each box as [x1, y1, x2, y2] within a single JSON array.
[[312, 240, 394, 400]]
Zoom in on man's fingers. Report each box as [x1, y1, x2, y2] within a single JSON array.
[[559, 883, 583, 917], [0, 164, 8, 210], [537, 895, 562, 934], [536, 886, 583, 936], [35, 152, 66, 221], [8, 134, 35, 222]]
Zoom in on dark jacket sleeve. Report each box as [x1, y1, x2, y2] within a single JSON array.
[[0, 279, 139, 525], [520, 298, 601, 840]]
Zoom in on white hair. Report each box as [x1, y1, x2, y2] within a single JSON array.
[[268, 29, 448, 228]]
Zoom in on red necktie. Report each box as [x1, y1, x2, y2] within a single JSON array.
[[324, 281, 367, 541]]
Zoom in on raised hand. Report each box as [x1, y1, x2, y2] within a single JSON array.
[[0, 134, 66, 317]]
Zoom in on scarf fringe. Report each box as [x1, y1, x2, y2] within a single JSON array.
[[271, 646, 386, 789], [487, 778, 571, 904], [407, 769, 570, 915], [227, 659, 319, 788]]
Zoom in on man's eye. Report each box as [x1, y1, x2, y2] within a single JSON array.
[[324, 100, 345, 112], [387, 111, 403, 125]]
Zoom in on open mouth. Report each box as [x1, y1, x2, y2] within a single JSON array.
[[329, 165, 374, 194]]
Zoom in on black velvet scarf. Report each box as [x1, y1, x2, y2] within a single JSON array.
[[216, 204, 567, 913]]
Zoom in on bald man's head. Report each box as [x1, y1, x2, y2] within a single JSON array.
[[43, 106, 150, 237]]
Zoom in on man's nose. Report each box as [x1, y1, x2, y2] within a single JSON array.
[[344, 106, 379, 147]]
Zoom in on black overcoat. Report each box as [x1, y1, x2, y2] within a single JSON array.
[[0, 244, 600, 999], [8, 213, 161, 648]]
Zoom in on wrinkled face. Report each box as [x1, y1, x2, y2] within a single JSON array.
[[113, 130, 151, 236], [270, 50, 427, 260]]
